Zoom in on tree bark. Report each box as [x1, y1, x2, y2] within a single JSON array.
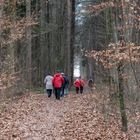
[[26, 0, 32, 88], [67, 0, 75, 84], [117, 64, 128, 132], [40, 0, 46, 82]]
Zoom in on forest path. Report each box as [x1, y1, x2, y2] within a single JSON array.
[[0, 92, 137, 140], [0, 93, 71, 140]]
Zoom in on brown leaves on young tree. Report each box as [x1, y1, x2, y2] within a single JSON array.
[[0, 17, 37, 45], [85, 42, 140, 69], [87, 1, 114, 14]]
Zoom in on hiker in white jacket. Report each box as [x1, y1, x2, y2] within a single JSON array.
[[44, 73, 53, 97]]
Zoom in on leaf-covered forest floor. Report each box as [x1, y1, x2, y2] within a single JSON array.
[[0, 91, 139, 140]]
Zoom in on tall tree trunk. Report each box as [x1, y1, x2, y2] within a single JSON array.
[[70, 0, 75, 83], [117, 63, 128, 131], [9, 0, 16, 74], [0, 1, 3, 95], [40, 0, 46, 83], [117, 0, 128, 131], [67, 0, 75, 84], [0, 2, 3, 63], [26, 0, 32, 88]]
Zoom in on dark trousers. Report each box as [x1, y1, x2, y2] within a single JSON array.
[[54, 88, 61, 100], [61, 86, 65, 97], [76, 87, 79, 94], [46, 89, 52, 97], [80, 86, 83, 94]]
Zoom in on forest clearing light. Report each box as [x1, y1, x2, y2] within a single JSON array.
[[74, 67, 80, 77], [74, 55, 80, 77]]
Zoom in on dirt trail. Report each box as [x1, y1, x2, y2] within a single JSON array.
[[0, 93, 139, 140], [0, 93, 70, 140]]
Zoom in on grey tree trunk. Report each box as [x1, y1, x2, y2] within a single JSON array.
[[67, 0, 75, 84], [26, 0, 32, 88], [67, 0, 72, 77], [117, 63, 128, 131], [40, 0, 46, 82]]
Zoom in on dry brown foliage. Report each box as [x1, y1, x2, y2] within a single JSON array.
[[0, 93, 139, 139], [85, 42, 140, 69]]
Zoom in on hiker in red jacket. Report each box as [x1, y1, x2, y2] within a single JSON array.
[[52, 73, 64, 100], [74, 79, 81, 94], [80, 79, 85, 94]]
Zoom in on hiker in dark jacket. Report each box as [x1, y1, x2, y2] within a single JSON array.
[[61, 73, 69, 97], [88, 78, 95, 93], [64, 74, 69, 95], [88, 78, 94, 88]]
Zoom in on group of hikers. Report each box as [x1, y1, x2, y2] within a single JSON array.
[[44, 71, 94, 100]]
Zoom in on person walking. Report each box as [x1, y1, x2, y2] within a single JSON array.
[[88, 78, 95, 94], [80, 78, 85, 94], [74, 78, 81, 94], [88, 78, 93, 88], [61, 73, 69, 97], [52, 72, 64, 100], [44, 73, 53, 97], [64, 74, 69, 95]]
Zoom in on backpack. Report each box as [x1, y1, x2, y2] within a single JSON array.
[[80, 80, 84, 87], [53, 74, 64, 88]]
